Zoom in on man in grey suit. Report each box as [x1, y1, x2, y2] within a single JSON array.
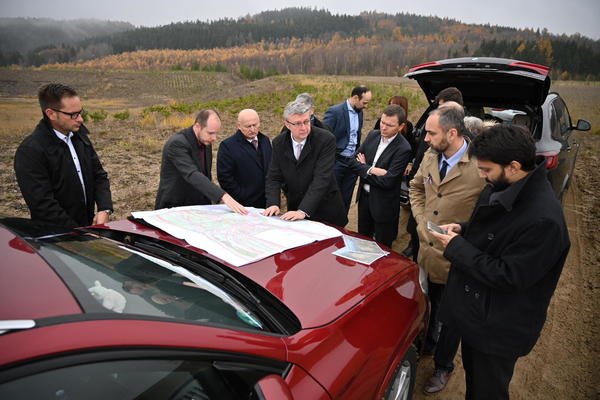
[[155, 109, 246, 214], [262, 100, 347, 226]]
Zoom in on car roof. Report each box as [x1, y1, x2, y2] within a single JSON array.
[[405, 57, 551, 109], [1, 218, 416, 330]]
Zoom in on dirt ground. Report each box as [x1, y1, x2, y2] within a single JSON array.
[[0, 70, 597, 399]]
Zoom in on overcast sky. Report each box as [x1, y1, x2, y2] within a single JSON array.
[[2, 0, 599, 39]]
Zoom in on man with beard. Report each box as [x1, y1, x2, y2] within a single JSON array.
[[409, 105, 485, 394], [14, 83, 113, 228], [429, 125, 569, 399]]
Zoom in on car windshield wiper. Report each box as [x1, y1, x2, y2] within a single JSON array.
[[125, 238, 287, 333]]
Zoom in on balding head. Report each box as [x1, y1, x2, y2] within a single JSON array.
[[237, 109, 260, 139], [438, 100, 464, 113]]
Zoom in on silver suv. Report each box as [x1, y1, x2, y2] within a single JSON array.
[[405, 57, 591, 202]]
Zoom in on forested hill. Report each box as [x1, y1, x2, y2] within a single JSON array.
[[2, 8, 598, 79]]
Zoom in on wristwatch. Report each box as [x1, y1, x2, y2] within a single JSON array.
[[100, 209, 113, 215]]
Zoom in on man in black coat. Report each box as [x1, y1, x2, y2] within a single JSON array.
[[263, 100, 347, 227], [217, 109, 272, 208], [155, 109, 246, 214], [430, 124, 570, 399], [14, 83, 113, 228], [350, 104, 412, 247]]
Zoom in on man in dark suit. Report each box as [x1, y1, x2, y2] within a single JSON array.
[[155, 109, 246, 214], [14, 83, 113, 228], [351, 104, 412, 247], [217, 109, 272, 208], [323, 85, 372, 216], [263, 100, 347, 227]]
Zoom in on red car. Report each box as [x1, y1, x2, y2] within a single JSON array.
[[0, 215, 427, 399]]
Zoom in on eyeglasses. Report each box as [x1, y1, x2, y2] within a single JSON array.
[[51, 108, 84, 119], [286, 119, 311, 127]]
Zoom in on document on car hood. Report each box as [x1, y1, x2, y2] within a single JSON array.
[[131, 205, 342, 267], [331, 235, 389, 265]]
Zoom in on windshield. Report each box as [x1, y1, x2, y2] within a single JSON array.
[[35, 233, 265, 331]]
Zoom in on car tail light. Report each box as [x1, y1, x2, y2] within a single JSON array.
[[408, 61, 442, 72], [508, 61, 550, 76], [544, 154, 559, 169]]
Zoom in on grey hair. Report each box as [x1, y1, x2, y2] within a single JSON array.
[[284, 100, 312, 119], [295, 92, 315, 108], [463, 116, 484, 135], [430, 106, 467, 136]]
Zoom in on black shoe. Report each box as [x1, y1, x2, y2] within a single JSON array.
[[401, 245, 413, 258]]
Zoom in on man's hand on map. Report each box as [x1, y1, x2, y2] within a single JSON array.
[[280, 210, 306, 221], [221, 193, 248, 215], [262, 205, 280, 216]]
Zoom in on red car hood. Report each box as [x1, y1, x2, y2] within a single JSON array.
[[102, 220, 418, 329]]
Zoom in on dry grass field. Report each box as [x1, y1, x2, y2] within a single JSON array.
[[0, 69, 598, 399]]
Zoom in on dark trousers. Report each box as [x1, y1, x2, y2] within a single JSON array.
[[425, 280, 461, 372], [461, 341, 517, 400], [334, 157, 358, 215], [406, 209, 419, 261], [357, 190, 398, 248]]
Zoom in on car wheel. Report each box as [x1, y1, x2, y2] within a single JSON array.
[[383, 344, 417, 400]]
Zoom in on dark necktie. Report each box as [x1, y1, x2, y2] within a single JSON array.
[[198, 144, 207, 175], [251, 139, 258, 151], [440, 160, 448, 181]]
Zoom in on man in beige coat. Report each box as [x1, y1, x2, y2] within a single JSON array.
[[410, 104, 485, 394]]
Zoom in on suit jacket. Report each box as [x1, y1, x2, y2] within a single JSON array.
[[14, 119, 113, 228], [265, 126, 348, 227], [323, 101, 364, 154], [155, 127, 225, 209], [217, 130, 272, 208], [440, 159, 569, 358], [409, 140, 485, 284], [351, 130, 413, 223]]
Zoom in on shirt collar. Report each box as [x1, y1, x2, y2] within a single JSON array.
[[380, 133, 398, 144], [440, 137, 468, 169], [290, 132, 306, 146], [53, 129, 73, 141], [346, 100, 357, 114]]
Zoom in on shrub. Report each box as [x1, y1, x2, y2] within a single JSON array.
[[113, 110, 130, 120], [88, 110, 108, 122]]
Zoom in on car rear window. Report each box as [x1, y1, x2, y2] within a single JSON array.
[[35, 233, 265, 331]]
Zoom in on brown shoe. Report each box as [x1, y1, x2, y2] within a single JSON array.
[[423, 369, 452, 395]]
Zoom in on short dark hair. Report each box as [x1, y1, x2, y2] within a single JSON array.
[[430, 106, 467, 137], [195, 109, 220, 128], [435, 87, 463, 106], [38, 83, 78, 114], [351, 86, 370, 99], [382, 104, 407, 125], [469, 124, 536, 171]]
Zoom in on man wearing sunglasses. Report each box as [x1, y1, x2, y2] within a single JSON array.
[[14, 83, 113, 228]]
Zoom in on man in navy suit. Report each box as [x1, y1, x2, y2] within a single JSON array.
[[323, 86, 372, 217], [263, 100, 347, 227], [351, 104, 412, 247], [217, 109, 272, 208]]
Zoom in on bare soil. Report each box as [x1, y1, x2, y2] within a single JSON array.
[[0, 70, 597, 399]]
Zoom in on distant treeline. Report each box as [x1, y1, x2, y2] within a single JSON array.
[[1, 8, 598, 80]]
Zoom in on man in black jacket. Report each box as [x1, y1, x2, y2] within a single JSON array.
[[14, 83, 113, 228], [430, 124, 570, 399], [155, 109, 246, 214], [263, 99, 347, 227]]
